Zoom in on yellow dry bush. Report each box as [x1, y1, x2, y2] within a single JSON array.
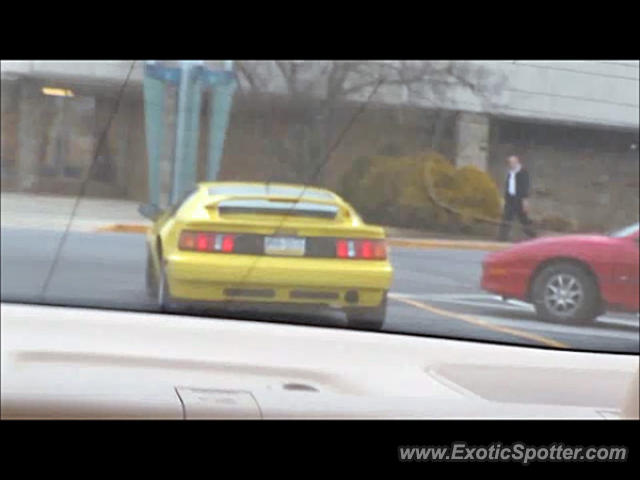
[[342, 151, 501, 231]]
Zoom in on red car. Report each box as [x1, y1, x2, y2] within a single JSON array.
[[482, 223, 639, 323]]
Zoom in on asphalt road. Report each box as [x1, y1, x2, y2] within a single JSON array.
[[1, 227, 638, 353]]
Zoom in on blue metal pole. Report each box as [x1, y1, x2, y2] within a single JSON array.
[[206, 62, 236, 180], [171, 61, 204, 203], [143, 63, 166, 206]]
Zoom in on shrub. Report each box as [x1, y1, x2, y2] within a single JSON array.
[[339, 156, 371, 203], [430, 163, 502, 221], [341, 151, 501, 232]]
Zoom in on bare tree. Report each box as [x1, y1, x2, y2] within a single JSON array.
[[234, 61, 505, 183]]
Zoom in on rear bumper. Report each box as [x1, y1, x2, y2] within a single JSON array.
[[165, 252, 392, 308]]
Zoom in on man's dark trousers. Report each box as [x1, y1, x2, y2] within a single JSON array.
[[498, 195, 536, 241]]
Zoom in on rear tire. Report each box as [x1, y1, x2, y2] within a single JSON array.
[[145, 251, 158, 298], [157, 264, 170, 308], [345, 293, 387, 331], [147, 242, 178, 311], [531, 262, 600, 324]]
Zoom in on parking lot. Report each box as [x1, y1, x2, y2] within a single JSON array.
[[2, 227, 637, 353]]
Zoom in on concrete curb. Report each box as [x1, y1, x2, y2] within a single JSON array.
[[96, 224, 150, 234], [387, 238, 511, 251], [94, 223, 511, 251]]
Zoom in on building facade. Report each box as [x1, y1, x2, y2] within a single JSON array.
[[1, 60, 638, 231]]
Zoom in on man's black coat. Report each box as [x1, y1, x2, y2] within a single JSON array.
[[504, 168, 531, 200]]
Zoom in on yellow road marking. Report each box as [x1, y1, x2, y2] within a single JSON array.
[[96, 224, 149, 234], [390, 294, 569, 349]]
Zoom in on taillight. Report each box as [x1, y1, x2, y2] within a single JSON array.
[[179, 231, 235, 253], [336, 239, 387, 260], [196, 233, 211, 251], [360, 241, 373, 258], [336, 239, 349, 258], [221, 235, 235, 252], [179, 231, 197, 250]]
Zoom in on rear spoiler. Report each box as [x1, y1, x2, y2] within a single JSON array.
[[205, 195, 349, 218], [205, 194, 343, 208]]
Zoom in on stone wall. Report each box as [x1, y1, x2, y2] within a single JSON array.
[[489, 118, 639, 231], [455, 112, 489, 170]]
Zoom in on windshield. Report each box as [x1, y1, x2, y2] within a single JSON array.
[[610, 223, 639, 238], [1, 60, 638, 355]]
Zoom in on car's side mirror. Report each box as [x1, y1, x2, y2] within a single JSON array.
[[138, 203, 163, 221]]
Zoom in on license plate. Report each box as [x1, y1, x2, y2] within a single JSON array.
[[264, 236, 306, 256]]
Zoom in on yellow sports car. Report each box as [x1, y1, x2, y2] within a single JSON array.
[[139, 182, 393, 330]]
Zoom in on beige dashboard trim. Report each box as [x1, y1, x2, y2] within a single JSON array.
[[1, 303, 638, 419]]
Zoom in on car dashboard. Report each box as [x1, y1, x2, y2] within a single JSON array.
[[1, 302, 638, 419]]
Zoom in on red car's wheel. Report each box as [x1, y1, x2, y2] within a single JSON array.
[[531, 262, 600, 324]]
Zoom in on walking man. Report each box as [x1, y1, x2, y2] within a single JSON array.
[[497, 155, 536, 241]]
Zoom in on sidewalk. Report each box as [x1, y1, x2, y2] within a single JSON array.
[[1, 192, 150, 233], [383, 226, 510, 250], [1, 192, 509, 251]]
